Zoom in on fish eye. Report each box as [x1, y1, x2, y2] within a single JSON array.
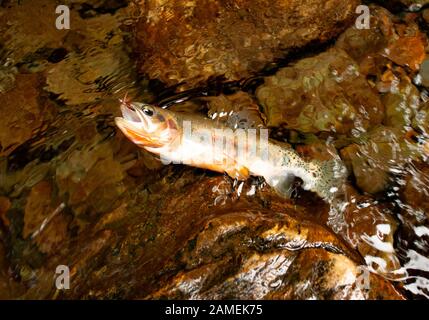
[[143, 107, 154, 117]]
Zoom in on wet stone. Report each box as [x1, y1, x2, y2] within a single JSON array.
[[133, 0, 359, 89], [336, 4, 427, 75], [147, 207, 403, 300], [55, 142, 126, 219], [418, 58, 429, 88], [0, 74, 54, 157], [340, 126, 421, 194], [256, 48, 384, 135]]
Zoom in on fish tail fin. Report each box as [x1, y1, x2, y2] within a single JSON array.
[[309, 157, 348, 201], [265, 150, 348, 201]]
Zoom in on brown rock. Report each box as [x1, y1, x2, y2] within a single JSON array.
[[371, 66, 422, 130], [0, 196, 11, 227], [150, 247, 403, 300], [0, 60, 18, 94], [340, 188, 403, 280], [336, 5, 393, 68], [267, 249, 404, 300], [0, 240, 26, 299], [33, 207, 69, 255], [399, 0, 429, 9], [134, 0, 359, 89], [396, 165, 429, 299], [0, 0, 69, 63], [340, 126, 421, 194], [45, 45, 134, 105], [0, 74, 48, 156], [256, 48, 384, 134], [37, 169, 400, 300], [387, 35, 426, 71], [401, 163, 429, 218], [23, 181, 53, 239], [336, 4, 427, 75], [147, 208, 403, 299], [55, 142, 126, 219], [412, 100, 429, 137], [423, 8, 429, 24]]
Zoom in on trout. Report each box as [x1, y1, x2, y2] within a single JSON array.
[[115, 100, 347, 201]]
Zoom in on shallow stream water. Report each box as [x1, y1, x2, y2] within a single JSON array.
[[1, 0, 429, 299]]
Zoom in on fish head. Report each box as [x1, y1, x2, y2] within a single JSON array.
[[115, 101, 179, 149]]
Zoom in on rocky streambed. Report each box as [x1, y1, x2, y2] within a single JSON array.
[[0, 0, 429, 299]]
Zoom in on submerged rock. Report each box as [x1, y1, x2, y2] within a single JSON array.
[[340, 188, 403, 280], [0, 0, 69, 64], [0, 74, 54, 157], [396, 163, 429, 298], [133, 0, 359, 89], [148, 207, 403, 300], [413, 100, 429, 137], [400, 163, 429, 220], [380, 67, 420, 129], [399, 0, 429, 10], [340, 126, 421, 194], [0, 196, 10, 227], [0, 239, 26, 299], [418, 58, 429, 88], [336, 4, 427, 75], [256, 48, 384, 135], [45, 46, 134, 105], [41, 172, 401, 300], [0, 55, 17, 94], [265, 249, 404, 300], [150, 247, 403, 300], [55, 142, 126, 220], [23, 181, 54, 239]]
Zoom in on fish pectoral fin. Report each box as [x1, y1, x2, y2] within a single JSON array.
[[225, 166, 250, 180], [266, 174, 296, 199]]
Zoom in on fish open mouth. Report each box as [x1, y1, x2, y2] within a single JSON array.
[[120, 104, 142, 123], [115, 100, 168, 149], [115, 101, 156, 145]]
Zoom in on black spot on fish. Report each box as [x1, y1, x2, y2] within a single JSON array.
[[156, 113, 165, 122]]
